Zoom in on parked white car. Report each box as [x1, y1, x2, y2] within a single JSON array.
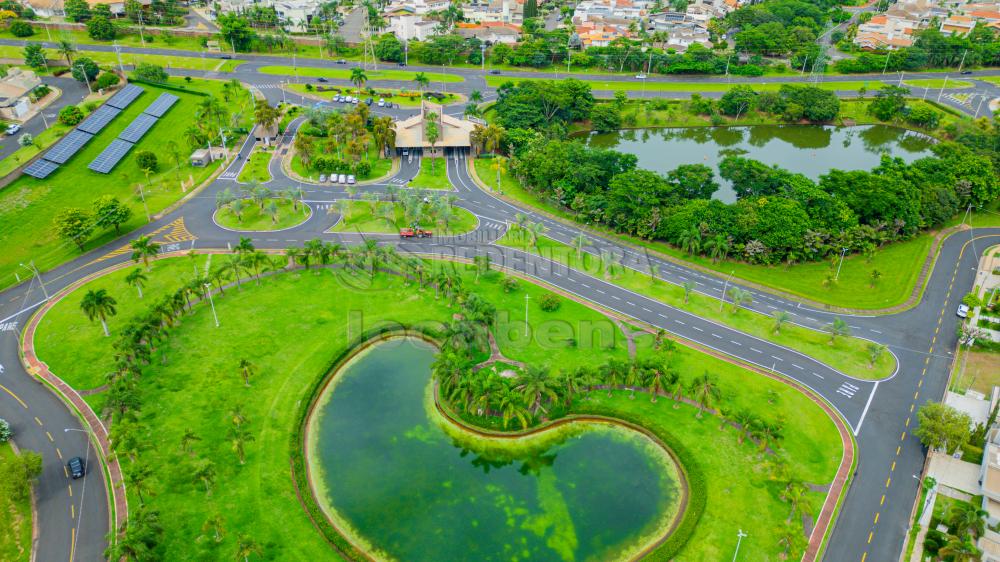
[[957, 304, 970, 318]]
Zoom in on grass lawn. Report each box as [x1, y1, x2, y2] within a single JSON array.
[[290, 144, 393, 183], [903, 78, 974, 89], [237, 148, 273, 183], [410, 157, 451, 190], [950, 348, 1000, 395], [285, 83, 464, 107], [498, 230, 895, 380], [0, 76, 252, 291], [485, 76, 893, 94], [258, 65, 464, 84], [0, 443, 32, 562], [472, 156, 972, 311], [0, 120, 77, 178], [216, 199, 310, 231], [330, 200, 477, 235], [0, 44, 243, 72], [35, 254, 842, 561]]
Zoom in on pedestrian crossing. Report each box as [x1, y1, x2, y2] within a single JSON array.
[[836, 382, 859, 398], [220, 168, 240, 180], [252, 83, 285, 90], [0, 321, 17, 332]]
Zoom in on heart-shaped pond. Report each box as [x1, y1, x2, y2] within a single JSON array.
[[305, 338, 686, 561]]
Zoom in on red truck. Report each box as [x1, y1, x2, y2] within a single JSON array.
[[399, 228, 433, 238]]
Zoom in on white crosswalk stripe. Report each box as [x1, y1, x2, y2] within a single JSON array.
[[836, 383, 857, 398], [0, 321, 18, 332]]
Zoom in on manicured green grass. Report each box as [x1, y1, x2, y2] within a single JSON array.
[[0, 44, 243, 71], [285, 83, 464, 107], [330, 200, 477, 235], [35, 255, 842, 561], [258, 65, 464, 84], [216, 199, 310, 231], [485, 76, 888, 94], [237, 149, 273, 183], [0, 77, 253, 291], [498, 230, 896, 379], [410, 157, 451, 190], [0, 120, 77, 178], [903, 78, 973, 89], [0, 443, 32, 562]]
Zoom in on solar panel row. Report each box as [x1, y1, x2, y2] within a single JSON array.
[[24, 159, 59, 179], [78, 105, 122, 135], [43, 129, 94, 164], [118, 113, 159, 144], [143, 93, 179, 118], [106, 84, 144, 110], [88, 139, 135, 174]]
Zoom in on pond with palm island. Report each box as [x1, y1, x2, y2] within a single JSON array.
[[305, 338, 685, 562]]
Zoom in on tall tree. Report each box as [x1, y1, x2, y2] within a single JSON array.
[[80, 288, 117, 336], [130, 235, 160, 270]]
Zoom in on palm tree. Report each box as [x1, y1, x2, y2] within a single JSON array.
[[180, 428, 201, 454], [350, 67, 367, 96], [772, 310, 790, 334], [677, 226, 702, 256], [704, 233, 730, 263], [948, 501, 988, 537], [202, 513, 225, 543], [571, 233, 590, 261], [126, 461, 154, 505], [229, 424, 254, 465], [125, 269, 147, 299], [425, 111, 440, 165], [688, 371, 721, 418], [80, 289, 117, 337], [647, 368, 667, 402], [234, 534, 263, 562], [57, 39, 76, 66], [516, 365, 559, 414], [667, 371, 684, 407], [496, 386, 530, 429], [236, 237, 255, 257], [193, 459, 216, 495], [869, 269, 882, 287], [826, 317, 851, 344], [470, 90, 483, 104], [727, 287, 752, 313], [130, 235, 159, 270], [682, 281, 695, 304], [238, 358, 255, 387], [414, 71, 430, 92], [938, 535, 982, 562], [867, 342, 887, 367]]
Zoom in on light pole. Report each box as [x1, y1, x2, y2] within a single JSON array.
[[835, 246, 848, 281], [19, 261, 49, 299], [64, 427, 92, 562], [481, 43, 486, 71], [718, 270, 735, 312], [936, 75, 949, 102], [204, 283, 219, 327], [76, 63, 93, 95], [732, 529, 748, 561], [113, 41, 125, 75]]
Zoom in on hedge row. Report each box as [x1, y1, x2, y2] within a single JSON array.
[[126, 77, 210, 96]]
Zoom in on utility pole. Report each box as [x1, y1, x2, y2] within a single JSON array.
[[937, 75, 949, 102], [481, 43, 486, 71], [404, 39, 409, 66], [19, 261, 49, 300], [137, 10, 146, 46], [76, 63, 93, 95], [882, 51, 890, 74], [957, 49, 968, 73], [113, 41, 124, 75], [835, 247, 848, 280], [974, 93, 987, 118], [719, 270, 735, 312], [205, 283, 220, 327], [732, 530, 748, 561]]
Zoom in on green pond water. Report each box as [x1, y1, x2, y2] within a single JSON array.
[[307, 338, 681, 562], [583, 124, 935, 203]]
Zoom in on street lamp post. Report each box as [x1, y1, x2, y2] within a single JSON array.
[[204, 283, 219, 327], [524, 293, 530, 339], [19, 261, 49, 300], [732, 529, 748, 561], [76, 63, 93, 95], [718, 270, 735, 312], [835, 247, 848, 281], [64, 427, 92, 562]]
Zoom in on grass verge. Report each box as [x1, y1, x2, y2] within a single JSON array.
[[237, 148, 273, 183], [0, 443, 32, 562], [410, 157, 451, 190], [258, 65, 464, 84], [215, 199, 310, 231], [329, 200, 477, 235]]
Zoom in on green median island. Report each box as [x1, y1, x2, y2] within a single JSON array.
[[34, 249, 843, 561]]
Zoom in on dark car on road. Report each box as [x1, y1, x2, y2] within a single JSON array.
[[336, 59, 347, 64], [489, 69, 501, 74], [318, 77, 328, 82], [68, 456, 85, 479], [961, 70, 973, 75]]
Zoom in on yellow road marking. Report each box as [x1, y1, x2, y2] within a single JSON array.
[[46, 431, 54, 442], [896, 446, 901, 456], [891, 461, 896, 472], [868, 531, 873, 544], [862, 552, 868, 562], [68, 485, 72, 497], [914, 391, 919, 399], [34, 417, 43, 426], [922, 367, 927, 375], [935, 326, 940, 334], [901, 432, 907, 441], [925, 357, 931, 365], [875, 512, 881, 524], [932, 336, 937, 344], [56, 448, 62, 460], [910, 404, 915, 412], [905, 418, 911, 428], [71, 504, 75, 519], [70, 528, 75, 562], [0, 384, 27, 408], [918, 380, 923, 388], [886, 478, 891, 488], [63, 466, 69, 478], [880, 494, 885, 506]]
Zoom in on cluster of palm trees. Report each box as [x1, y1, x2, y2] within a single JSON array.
[[216, 182, 306, 225], [295, 103, 395, 172], [183, 96, 237, 151], [924, 500, 990, 561]]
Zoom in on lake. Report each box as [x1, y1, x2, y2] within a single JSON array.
[[306, 338, 683, 561], [582, 125, 935, 202]]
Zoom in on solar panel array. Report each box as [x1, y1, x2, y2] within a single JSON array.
[[44, 129, 94, 164], [143, 93, 179, 118], [118, 113, 159, 144], [23, 159, 59, 179], [77, 105, 122, 135], [88, 139, 135, 174], [106, 84, 144, 110]]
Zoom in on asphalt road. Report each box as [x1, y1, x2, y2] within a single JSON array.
[[1, 51, 998, 562], [0, 76, 90, 163]]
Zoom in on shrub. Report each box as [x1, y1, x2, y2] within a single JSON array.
[[58, 104, 84, 126], [500, 276, 519, 293], [135, 150, 158, 172], [538, 293, 561, 312], [95, 72, 120, 90], [70, 57, 99, 82], [0, 418, 11, 443], [352, 160, 371, 178], [9, 20, 34, 37], [86, 14, 116, 40], [132, 63, 168, 84]]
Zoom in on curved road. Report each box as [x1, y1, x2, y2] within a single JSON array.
[[1, 60, 997, 562]]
